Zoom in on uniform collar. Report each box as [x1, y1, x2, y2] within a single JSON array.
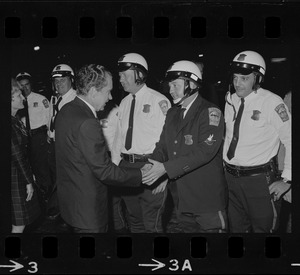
[[61, 88, 76, 100], [132, 84, 147, 99]]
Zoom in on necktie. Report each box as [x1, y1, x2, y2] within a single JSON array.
[[50, 96, 62, 132], [125, 95, 136, 150], [227, 97, 245, 160], [179, 107, 186, 120], [23, 97, 31, 136]]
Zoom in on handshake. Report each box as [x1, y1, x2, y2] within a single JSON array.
[[140, 159, 168, 195]]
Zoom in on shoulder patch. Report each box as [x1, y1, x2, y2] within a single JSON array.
[[42, 99, 49, 108], [208, 107, 221, 126], [158, 100, 169, 115], [275, 103, 289, 122]]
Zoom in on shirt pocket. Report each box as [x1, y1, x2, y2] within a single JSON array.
[[247, 111, 266, 128]]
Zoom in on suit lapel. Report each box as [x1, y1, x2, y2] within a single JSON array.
[[176, 94, 203, 134]]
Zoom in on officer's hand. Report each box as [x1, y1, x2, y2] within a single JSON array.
[[47, 136, 51, 143], [152, 179, 168, 195], [26, 183, 34, 201], [140, 163, 153, 178], [269, 180, 291, 201]]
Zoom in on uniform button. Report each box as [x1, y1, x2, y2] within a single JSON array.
[[173, 152, 177, 155], [174, 140, 177, 144]]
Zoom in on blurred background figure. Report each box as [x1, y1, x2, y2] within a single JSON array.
[[16, 72, 51, 214], [11, 78, 41, 233]]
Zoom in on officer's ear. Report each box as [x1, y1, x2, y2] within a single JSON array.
[[189, 81, 197, 90]]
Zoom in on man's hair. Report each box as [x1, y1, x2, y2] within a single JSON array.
[[76, 64, 112, 96]]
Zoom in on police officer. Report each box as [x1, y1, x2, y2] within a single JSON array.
[[143, 61, 228, 233], [223, 50, 291, 233], [111, 53, 171, 233], [47, 64, 77, 219], [16, 72, 51, 198]]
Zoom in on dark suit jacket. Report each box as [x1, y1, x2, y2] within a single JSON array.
[[55, 97, 141, 230], [152, 94, 227, 214]]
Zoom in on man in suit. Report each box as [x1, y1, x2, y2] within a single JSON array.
[[55, 64, 151, 233], [143, 61, 228, 233]]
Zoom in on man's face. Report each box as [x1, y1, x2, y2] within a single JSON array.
[[93, 74, 113, 111], [12, 89, 25, 110], [168, 78, 185, 101], [233, 73, 256, 98], [54, 76, 72, 96], [119, 69, 138, 93], [18, 79, 32, 97]]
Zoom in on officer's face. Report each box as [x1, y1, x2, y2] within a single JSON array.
[[168, 78, 185, 100], [54, 76, 72, 96], [93, 74, 113, 111], [233, 73, 256, 98], [12, 89, 25, 111], [18, 79, 32, 97], [119, 70, 138, 93]]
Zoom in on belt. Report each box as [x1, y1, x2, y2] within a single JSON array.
[[30, 125, 47, 136], [121, 153, 152, 163], [224, 158, 276, 178]]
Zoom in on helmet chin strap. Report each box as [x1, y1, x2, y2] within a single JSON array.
[[173, 85, 199, 106]]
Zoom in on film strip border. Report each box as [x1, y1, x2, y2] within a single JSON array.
[[1, 234, 300, 273], [1, 1, 300, 41]]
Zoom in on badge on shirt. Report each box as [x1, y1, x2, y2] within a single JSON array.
[[33, 102, 38, 107], [143, 104, 151, 113], [42, 99, 49, 108], [208, 107, 221, 126], [275, 103, 289, 122], [204, 134, 216, 146], [251, 110, 261, 121], [158, 100, 169, 115], [184, 135, 193, 145], [100, 119, 108, 128]]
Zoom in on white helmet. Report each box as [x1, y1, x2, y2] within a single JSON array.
[[118, 53, 148, 73], [165, 60, 202, 86], [16, 72, 31, 81], [231, 50, 266, 76], [51, 64, 74, 78]]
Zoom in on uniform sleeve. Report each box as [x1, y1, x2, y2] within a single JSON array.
[[11, 129, 34, 185], [111, 106, 123, 165], [103, 107, 119, 151], [151, 122, 169, 163], [268, 99, 291, 180], [164, 107, 225, 180], [78, 118, 141, 186], [41, 96, 50, 127]]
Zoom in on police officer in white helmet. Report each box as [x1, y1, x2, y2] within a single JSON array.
[[111, 53, 171, 233], [143, 60, 228, 233], [47, 64, 77, 220], [223, 51, 291, 233]]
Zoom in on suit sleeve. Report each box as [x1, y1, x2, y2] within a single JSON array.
[[164, 107, 225, 179], [77, 118, 142, 186]]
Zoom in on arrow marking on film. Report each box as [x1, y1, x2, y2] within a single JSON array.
[[139, 258, 165, 271], [0, 260, 24, 272]]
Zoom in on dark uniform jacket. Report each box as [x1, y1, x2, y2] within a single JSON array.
[[55, 97, 142, 230], [152, 94, 227, 214]]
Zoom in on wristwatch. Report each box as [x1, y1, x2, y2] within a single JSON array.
[[282, 177, 292, 184]]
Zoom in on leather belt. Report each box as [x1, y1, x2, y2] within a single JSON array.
[[224, 158, 276, 178], [121, 153, 151, 163], [31, 125, 47, 136]]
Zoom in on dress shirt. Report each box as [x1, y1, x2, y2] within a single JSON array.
[[182, 93, 198, 118]]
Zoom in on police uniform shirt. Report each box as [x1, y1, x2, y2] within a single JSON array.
[[112, 84, 171, 164], [48, 88, 77, 139], [22, 92, 50, 130], [223, 88, 291, 180]]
